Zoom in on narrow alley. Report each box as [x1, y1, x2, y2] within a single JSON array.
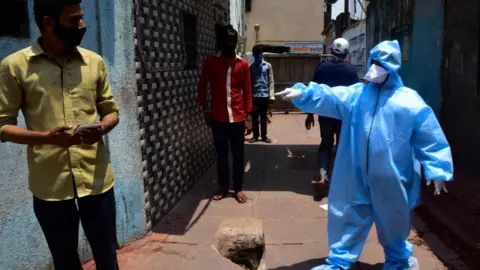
[[84, 114, 467, 270], [1, 1, 479, 269]]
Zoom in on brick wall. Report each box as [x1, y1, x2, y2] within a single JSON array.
[[133, 0, 229, 230]]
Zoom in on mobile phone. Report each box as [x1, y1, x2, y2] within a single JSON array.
[[74, 124, 101, 134]]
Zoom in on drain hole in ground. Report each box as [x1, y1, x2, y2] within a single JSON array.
[[226, 246, 265, 270]]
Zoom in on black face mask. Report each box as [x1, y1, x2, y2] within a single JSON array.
[[221, 45, 236, 57], [53, 23, 86, 48]]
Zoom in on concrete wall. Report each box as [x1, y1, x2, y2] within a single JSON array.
[[245, 0, 324, 51], [366, 0, 444, 113], [0, 0, 146, 269], [441, 0, 480, 171], [365, 0, 445, 113], [342, 21, 367, 77], [407, 0, 444, 114], [98, 0, 146, 249], [365, 0, 413, 54]]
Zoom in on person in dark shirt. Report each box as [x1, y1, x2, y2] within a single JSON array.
[[305, 38, 359, 186]]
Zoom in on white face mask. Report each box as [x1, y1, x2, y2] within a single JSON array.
[[364, 64, 389, 84]]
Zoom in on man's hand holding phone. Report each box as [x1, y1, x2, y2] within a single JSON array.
[[74, 122, 104, 145], [45, 126, 82, 148]]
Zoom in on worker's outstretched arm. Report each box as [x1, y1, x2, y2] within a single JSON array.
[[277, 82, 361, 120], [412, 106, 454, 182]]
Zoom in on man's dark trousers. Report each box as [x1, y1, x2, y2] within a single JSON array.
[[33, 188, 119, 270], [252, 97, 269, 140], [211, 119, 245, 191], [318, 116, 342, 179]]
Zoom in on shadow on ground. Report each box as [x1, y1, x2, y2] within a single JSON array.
[[153, 143, 324, 235]]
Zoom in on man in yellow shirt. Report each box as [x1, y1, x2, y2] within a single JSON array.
[[0, 0, 120, 269]]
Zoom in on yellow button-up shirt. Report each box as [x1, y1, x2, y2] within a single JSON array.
[[0, 41, 119, 201]]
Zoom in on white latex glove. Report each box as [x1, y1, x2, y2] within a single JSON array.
[[275, 88, 302, 101], [426, 179, 448, 196]]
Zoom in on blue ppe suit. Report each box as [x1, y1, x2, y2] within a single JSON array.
[[290, 41, 453, 269]]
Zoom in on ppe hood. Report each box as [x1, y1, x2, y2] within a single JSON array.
[[367, 40, 404, 90]]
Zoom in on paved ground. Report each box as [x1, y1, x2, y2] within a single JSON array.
[[84, 114, 464, 269]]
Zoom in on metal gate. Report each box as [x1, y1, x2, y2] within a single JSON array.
[[264, 54, 325, 112], [133, 0, 229, 229]]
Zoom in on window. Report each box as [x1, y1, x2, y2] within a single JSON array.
[[182, 11, 197, 70], [0, 0, 30, 37]]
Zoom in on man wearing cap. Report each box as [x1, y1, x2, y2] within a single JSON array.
[[0, 0, 120, 269], [305, 38, 359, 191]]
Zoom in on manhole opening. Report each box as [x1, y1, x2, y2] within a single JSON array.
[[225, 246, 265, 270]]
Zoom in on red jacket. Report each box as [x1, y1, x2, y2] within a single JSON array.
[[197, 55, 253, 123]]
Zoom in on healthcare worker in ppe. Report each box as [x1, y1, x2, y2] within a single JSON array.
[[276, 40, 453, 270]]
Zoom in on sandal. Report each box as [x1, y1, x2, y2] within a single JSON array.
[[234, 191, 248, 204], [212, 189, 228, 201], [249, 137, 259, 143]]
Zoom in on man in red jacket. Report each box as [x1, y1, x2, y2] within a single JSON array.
[[197, 25, 253, 203]]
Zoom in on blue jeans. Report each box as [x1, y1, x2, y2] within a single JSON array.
[[318, 116, 341, 180]]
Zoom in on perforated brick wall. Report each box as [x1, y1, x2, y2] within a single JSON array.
[[134, 0, 229, 230]]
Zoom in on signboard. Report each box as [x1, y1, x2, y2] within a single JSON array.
[[285, 42, 325, 55]]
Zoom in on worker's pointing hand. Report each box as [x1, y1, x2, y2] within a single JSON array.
[[426, 179, 448, 196], [275, 88, 302, 101]]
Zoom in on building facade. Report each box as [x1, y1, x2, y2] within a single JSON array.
[[245, 0, 325, 52], [323, 0, 368, 54], [0, 0, 234, 268]]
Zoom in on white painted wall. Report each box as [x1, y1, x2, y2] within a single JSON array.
[[342, 20, 367, 77], [246, 0, 324, 51], [230, 0, 244, 36]]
